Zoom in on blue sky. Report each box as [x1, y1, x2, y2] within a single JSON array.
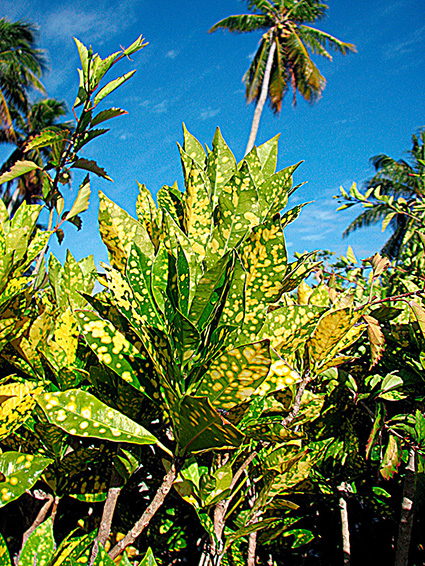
[[2, 0, 425, 266]]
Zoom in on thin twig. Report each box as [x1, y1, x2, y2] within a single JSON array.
[[17, 493, 54, 564], [108, 459, 181, 559]]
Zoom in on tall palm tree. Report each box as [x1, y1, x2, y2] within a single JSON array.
[[0, 18, 47, 143], [0, 98, 72, 214], [343, 129, 425, 260], [209, 0, 356, 154]]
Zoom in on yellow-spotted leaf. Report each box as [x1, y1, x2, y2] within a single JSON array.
[[259, 163, 301, 221], [308, 284, 331, 307], [158, 184, 185, 230], [173, 395, 244, 454], [0, 532, 11, 566], [206, 163, 260, 266], [76, 310, 143, 391], [50, 531, 97, 566], [37, 389, 158, 445], [280, 203, 309, 230], [256, 134, 279, 178], [309, 308, 360, 369], [0, 452, 52, 507], [182, 161, 213, 259], [136, 181, 160, 247], [207, 127, 237, 204], [126, 243, 164, 328], [256, 359, 301, 396], [241, 147, 264, 188], [18, 517, 54, 566], [260, 305, 325, 356], [196, 341, 271, 409], [0, 382, 38, 440], [98, 191, 154, 272], [182, 123, 207, 169], [237, 217, 288, 342], [0, 277, 30, 310], [53, 309, 79, 365], [297, 281, 312, 305]]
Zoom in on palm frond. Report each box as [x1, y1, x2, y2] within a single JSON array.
[[342, 204, 390, 237], [268, 37, 288, 112], [286, 0, 328, 24], [300, 26, 356, 55], [244, 39, 270, 102], [246, 0, 278, 16], [209, 14, 270, 34]]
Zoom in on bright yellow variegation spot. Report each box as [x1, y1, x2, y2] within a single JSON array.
[[257, 360, 301, 395], [53, 309, 79, 365], [197, 341, 271, 410], [0, 382, 40, 440]]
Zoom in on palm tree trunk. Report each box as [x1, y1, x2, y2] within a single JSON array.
[[245, 39, 276, 155], [395, 448, 416, 566]]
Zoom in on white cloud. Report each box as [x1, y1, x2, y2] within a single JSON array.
[[200, 107, 220, 121], [385, 25, 425, 59], [153, 100, 169, 114], [165, 49, 179, 59]]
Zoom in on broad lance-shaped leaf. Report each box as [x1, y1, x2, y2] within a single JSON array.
[[196, 341, 271, 409], [0, 382, 39, 441], [0, 532, 11, 566], [0, 452, 52, 507], [236, 217, 288, 342], [256, 134, 279, 178], [206, 127, 237, 204], [71, 158, 112, 181], [242, 148, 264, 187], [172, 395, 244, 454], [258, 162, 301, 221], [63, 175, 90, 221], [140, 548, 159, 566], [157, 184, 184, 229], [182, 123, 206, 168], [93, 69, 136, 106], [25, 129, 69, 151], [126, 243, 164, 329], [76, 310, 144, 391], [183, 161, 213, 259], [98, 191, 154, 272], [91, 107, 128, 126], [18, 517, 55, 566], [37, 389, 158, 446], [206, 162, 260, 266], [364, 315, 385, 368], [0, 160, 40, 185], [50, 531, 97, 566], [136, 182, 160, 247], [309, 308, 361, 368], [260, 305, 325, 356], [380, 434, 401, 479]]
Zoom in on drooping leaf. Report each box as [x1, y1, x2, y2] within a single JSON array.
[[364, 315, 385, 367], [71, 158, 112, 181], [0, 452, 52, 507], [37, 389, 158, 446], [380, 434, 401, 479], [63, 175, 91, 221], [0, 161, 41, 185], [172, 395, 244, 455], [18, 517, 55, 566], [196, 341, 271, 409]]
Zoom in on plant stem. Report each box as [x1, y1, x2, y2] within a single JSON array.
[[108, 459, 180, 559], [338, 483, 351, 565], [395, 448, 416, 566], [21, 493, 54, 546], [90, 467, 122, 566], [245, 36, 276, 155], [247, 531, 258, 566], [281, 368, 311, 428]]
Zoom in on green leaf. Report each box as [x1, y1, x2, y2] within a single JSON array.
[[74, 37, 89, 79], [91, 107, 128, 127], [0, 161, 41, 185], [0, 382, 38, 441], [410, 301, 425, 338], [0, 532, 11, 566], [258, 163, 301, 220], [50, 530, 96, 566], [71, 158, 112, 181], [196, 341, 271, 410], [140, 547, 158, 566], [121, 34, 148, 57], [93, 543, 116, 566], [256, 134, 279, 177], [206, 127, 237, 203], [18, 517, 55, 566], [99, 192, 154, 272], [93, 70, 136, 106], [380, 434, 401, 479], [0, 452, 52, 507], [182, 123, 206, 168], [37, 389, 158, 446], [25, 130, 69, 151], [63, 175, 91, 221], [366, 403, 385, 459], [172, 395, 244, 454]]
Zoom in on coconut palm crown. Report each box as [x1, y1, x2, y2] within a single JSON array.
[[209, 0, 356, 153]]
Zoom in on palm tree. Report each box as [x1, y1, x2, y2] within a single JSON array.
[[343, 129, 425, 259], [209, 0, 356, 154], [0, 98, 72, 214], [0, 18, 47, 143]]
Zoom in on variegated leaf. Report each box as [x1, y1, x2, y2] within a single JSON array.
[[183, 161, 213, 259], [182, 123, 206, 169], [256, 134, 279, 178], [18, 517, 54, 566], [0, 382, 39, 440], [98, 191, 154, 272], [37, 389, 158, 445], [173, 395, 244, 454], [258, 163, 301, 221], [207, 127, 237, 204], [0, 452, 52, 507], [196, 340, 271, 409]]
